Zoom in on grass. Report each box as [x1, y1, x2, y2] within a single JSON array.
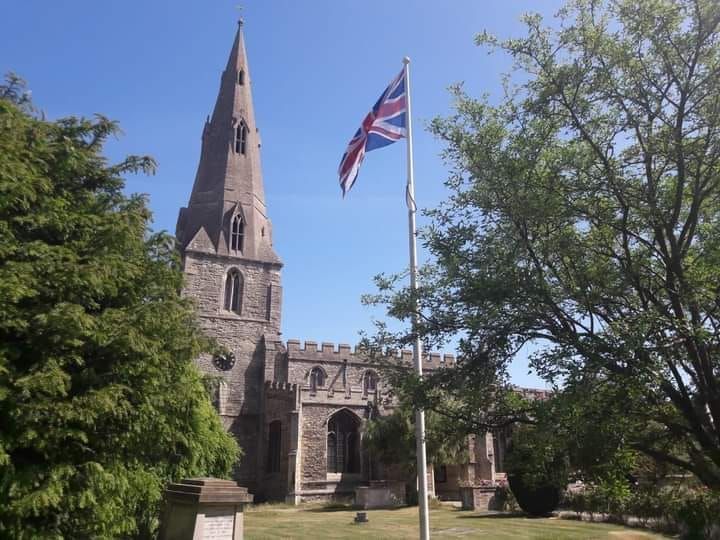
[[244, 504, 671, 539]]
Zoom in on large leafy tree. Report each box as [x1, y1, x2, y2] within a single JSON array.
[[364, 403, 467, 479], [0, 77, 240, 539], [369, 0, 720, 488]]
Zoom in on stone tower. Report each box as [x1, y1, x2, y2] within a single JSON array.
[[176, 20, 282, 489]]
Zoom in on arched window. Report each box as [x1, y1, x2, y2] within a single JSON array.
[[224, 269, 243, 314], [231, 214, 244, 252], [309, 367, 325, 391], [363, 370, 378, 393], [235, 121, 248, 155], [267, 421, 281, 473], [327, 409, 360, 474], [238, 70, 245, 85], [265, 284, 273, 321]]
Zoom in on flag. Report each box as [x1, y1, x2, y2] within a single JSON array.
[[338, 68, 407, 196]]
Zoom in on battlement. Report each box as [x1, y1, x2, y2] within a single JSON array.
[[286, 339, 357, 355], [264, 380, 299, 399], [266, 380, 297, 391], [285, 339, 455, 369], [298, 383, 383, 407], [515, 386, 552, 401]]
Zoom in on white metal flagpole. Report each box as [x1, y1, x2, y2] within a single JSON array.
[[403, 55, 431, 540]]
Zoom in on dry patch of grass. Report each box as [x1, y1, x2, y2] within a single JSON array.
[[244, 505, 671, 539]]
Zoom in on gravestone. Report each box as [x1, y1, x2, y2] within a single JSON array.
[[160, 478, 253, 540], [354, 480, 406, 509]]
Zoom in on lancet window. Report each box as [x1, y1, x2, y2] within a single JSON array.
[[224, 269, 243, 314], [235, 121, 248, 155], [231, 214, 244, 252]]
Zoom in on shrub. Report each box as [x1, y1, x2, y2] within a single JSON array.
[[507, 472, 562, 516], [675, 488, 720, 540], [505, 425, 568, 516], [565, 489, 587, 520]]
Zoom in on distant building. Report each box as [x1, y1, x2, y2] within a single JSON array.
[[176, 21, 533, 503]]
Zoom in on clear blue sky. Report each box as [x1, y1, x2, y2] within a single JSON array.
[[2, 0, 566, 388]]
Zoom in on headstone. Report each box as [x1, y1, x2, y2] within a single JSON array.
[[160, 478, 253, 540], [354, 480, 406, 509]]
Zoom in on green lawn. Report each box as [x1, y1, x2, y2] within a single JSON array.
[[244, 505, 669, 539]]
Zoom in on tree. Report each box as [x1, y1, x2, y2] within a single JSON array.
[[364, 403, 467, 486], [368, 0, 720, 488], [0, 77, 240, 539]]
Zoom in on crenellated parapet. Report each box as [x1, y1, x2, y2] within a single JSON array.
[[284, 339, 456, 370], [515, 386, 552, 401], [298, 384, 384, 409], [264, 380, 300, 407], [265, 380, 297, 392]]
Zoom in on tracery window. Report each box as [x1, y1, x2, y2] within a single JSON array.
[[327, 409, 360, 474], [267, 421, 281, 473], [224, 269, 243, 314], [363, 370, 378, 393], [309, 367, 325, 391], [230, 214, 244, 252]]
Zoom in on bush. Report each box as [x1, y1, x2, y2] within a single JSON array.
[[508, 472, 562, 516], [565, 489, 588, 520], [676, 489, 720, 540], [505, 425, 568, 516]]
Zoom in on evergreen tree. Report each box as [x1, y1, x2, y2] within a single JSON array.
[[0, 76, 240, 539]]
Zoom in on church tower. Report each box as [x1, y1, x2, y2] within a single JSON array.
[[176, 20, 282, 489]]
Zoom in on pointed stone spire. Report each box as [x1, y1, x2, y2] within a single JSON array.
[[177, 21, 280, 264]]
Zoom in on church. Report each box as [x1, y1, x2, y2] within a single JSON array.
[[174, 21, 513, 504]]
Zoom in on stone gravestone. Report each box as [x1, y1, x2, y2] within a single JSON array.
[[160, 478, 253, 540]]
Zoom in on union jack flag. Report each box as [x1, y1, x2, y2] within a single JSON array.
[[338, 68, 407, 196]]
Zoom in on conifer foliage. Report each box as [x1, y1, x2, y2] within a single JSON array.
[[0, 76, 240, 539]]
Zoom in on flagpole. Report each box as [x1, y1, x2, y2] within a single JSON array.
[[403, 56, 431, 540]]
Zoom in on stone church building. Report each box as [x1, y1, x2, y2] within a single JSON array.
[[175, 22, 514, 503]]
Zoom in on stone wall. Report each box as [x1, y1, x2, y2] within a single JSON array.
[[181, 250, 282, 490], [299, 403, 369, 483], [183, 251, 282, 324], [300, 404, 331, 482], [261, 382, 298, 500], [435, 464, 465, 501]]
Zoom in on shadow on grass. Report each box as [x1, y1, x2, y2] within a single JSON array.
[[457, 512, 541, 520], [306, 505, 411, 513]]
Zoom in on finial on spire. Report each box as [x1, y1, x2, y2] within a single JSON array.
[[236, 4, 244, 26]]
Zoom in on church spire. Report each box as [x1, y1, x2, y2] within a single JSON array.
[[177, 21, 279, 264]]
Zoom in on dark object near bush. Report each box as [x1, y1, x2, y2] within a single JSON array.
[[508, 473, 561, 516]]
